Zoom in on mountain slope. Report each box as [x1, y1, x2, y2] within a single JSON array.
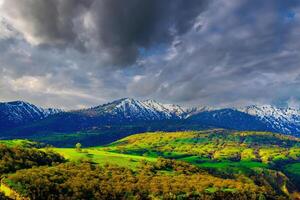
[[239, 105, 300, 135], [185, 108, 275, 132], [106, 130, 300, 196], [0, 101, 61, 131], [78, 98, 186, 121], [185, 105, 300, 136], [109, 130, 300, 163], [3, 98, 192, 138]]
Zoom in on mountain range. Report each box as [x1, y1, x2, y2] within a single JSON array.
[[0, 101, 61, 131], [1, 98, 300, 143]]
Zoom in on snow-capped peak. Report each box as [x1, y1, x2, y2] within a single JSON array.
[[0, 101, 61, 123], [142, 99, 186, 116], [239, 105, 300, 119], [3, 98, 300, 136], [238, 104, 300, 134], [89, 98, 187, 120], [184, 106, 218, 118]]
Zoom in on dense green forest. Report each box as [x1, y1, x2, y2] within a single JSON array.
[[0, 130, 299, 199]]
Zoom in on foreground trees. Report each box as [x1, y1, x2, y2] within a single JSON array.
[[0, 144, 65, 175], [4, 159, 288, 200]]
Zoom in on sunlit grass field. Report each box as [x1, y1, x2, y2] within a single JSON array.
[[51, 148, 157, 169]]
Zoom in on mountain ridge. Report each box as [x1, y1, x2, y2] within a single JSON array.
[[0, 101, 61, 131], [1, 98, 300, 138]]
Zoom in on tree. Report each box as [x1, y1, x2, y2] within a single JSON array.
[[75, 143, 82, 152]]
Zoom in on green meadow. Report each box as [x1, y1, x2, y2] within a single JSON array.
[[51, 148, 157, 169], [1, 130, 300, 199]]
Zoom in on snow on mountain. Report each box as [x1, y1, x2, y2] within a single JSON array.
[[86, 98, 186, 121], [76, 99, 300, 135], [142, 99, 186, 117], [184, 106, 217, 118], [238, 105, 300, 134], [179, 104, 300, 135], [0, 101, 61, 127], [1, 98, 300, 136]]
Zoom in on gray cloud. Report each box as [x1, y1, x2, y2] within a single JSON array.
[[1, 0, 208, 65], [1, 0, 300, 109], [1, 0, 92, 48], [127, 0, 300, 107]]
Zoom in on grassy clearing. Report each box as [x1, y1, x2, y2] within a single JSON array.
[[179, 155, 267, 174], [51, 148, 157, 169], [0, 139, 38, 147]]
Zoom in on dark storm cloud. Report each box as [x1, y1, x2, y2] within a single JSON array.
[[1, 0, 300, 109], [1, 0, 208, 65], [1, 0, 92, 48], [127, 0, 300, 107], [90, 0, 209, 65]]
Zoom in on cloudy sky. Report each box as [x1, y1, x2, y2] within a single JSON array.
[[0, 0, 300, 109]]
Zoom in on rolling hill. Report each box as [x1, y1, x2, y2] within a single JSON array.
[[1, 130, 300, 199], [103, 130, 300, 198]]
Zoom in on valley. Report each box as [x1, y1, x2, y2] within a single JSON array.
[[1, 99, 300, 199], [0, 130, 299, 199]]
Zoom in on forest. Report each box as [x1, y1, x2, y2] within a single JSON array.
[[0, 130, 299, 200], [2, 160, 287, 200]]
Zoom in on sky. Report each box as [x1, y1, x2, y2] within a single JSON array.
[[0, 0, 300, 109]]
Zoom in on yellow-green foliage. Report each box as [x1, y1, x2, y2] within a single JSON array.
[[289, 148, 300, 160], [0, 140, 38, 148], [0, 131, 298, 200], [241, 149, 257, 161], [0, 183, 13, 198], [213, 147, 241, 161], [259, 148, 289, 163], [0, 144, 64, 175], [106, 130, 300, 164], [0, 181, 29, 200], [4, 161, 282, 200]]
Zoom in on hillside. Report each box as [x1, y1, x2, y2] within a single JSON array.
[[3, 161, 281, 200], [1, 130, 300, 199], [102, 130, 300, 197], [107, 130, 300, 163]]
